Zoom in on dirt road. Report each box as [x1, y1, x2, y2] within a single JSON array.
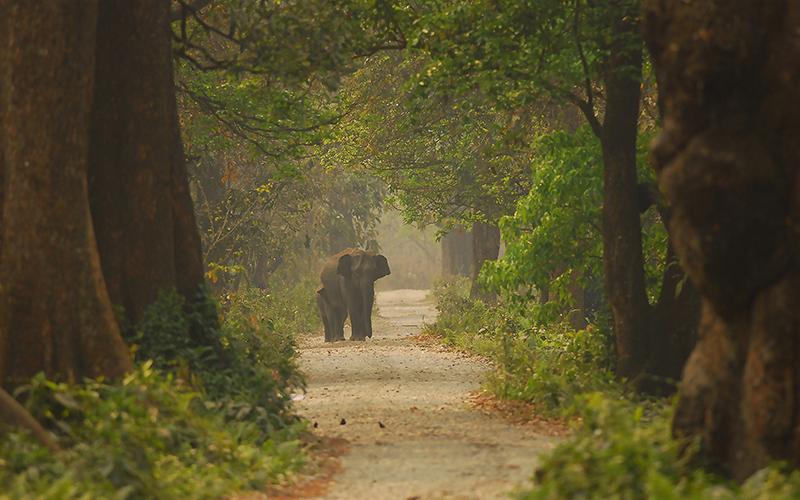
[[295, 289, 558, 499]]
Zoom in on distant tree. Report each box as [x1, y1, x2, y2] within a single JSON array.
[[441, 226, 472, 278], [645, 0, 800, 479]]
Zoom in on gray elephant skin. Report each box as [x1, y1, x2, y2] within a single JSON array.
[[316, 248, 391, 342]]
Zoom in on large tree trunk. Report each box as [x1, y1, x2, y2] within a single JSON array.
[[645, 0, 800, 479], [599, 2, 650, 380], [89, 0, 206, 325], [646, 241, 700, 389], [0, 1, 132, 387], [441, 225, 472, 277], [469, 222, 500, 300], [0, 5, 4, 262]]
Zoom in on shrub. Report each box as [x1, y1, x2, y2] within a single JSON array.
[[0, 366, 303, 500], [488, 322, 617, 414], [424, 277, 500, 357], [426, 278, 616, 415], [1, 280, 318, 499], [519, 394, 800, 499], [127, 282, 316, 439]]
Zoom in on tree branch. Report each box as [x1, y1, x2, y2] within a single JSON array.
[[0, 388, 60, 452], [170, 0, 216, 23], [573, 0, 602, 138]]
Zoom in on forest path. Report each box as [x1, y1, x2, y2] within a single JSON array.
[[293, 289, 558, 499]]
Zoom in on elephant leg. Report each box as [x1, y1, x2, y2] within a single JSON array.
[[317, 289, 333, 342], [349, 304, 368, 341], [348, 309, 361, 341], [333, 306, 347, 341], [350, 319, 366, 341], [366, 299, 374, 339]]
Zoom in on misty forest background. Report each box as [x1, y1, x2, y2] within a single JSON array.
[[2, 1, 800, 498]]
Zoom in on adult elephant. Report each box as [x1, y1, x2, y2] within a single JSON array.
[[316, 248, 390, 342]]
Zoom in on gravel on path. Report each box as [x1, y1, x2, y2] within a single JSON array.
[[294, 289, 559, 500]]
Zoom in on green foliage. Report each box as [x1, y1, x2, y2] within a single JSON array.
[[482, 127, 603, 304], [482, 127, 666, 315], [0, 282, 321, 498], [0, 365, 303, 500], [519, 394, 800, 499], [523, 395, 690, 499], [489, 322, 617, 414], [127, 284, 315, 440], [329, 52, 533, 231], [424, 277, 499, 356], [177, 1, 397, 290], [425, 278, 616, 415], [408, 0, 641, 115]]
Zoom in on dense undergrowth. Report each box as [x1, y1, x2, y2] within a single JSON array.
[[424, 278, 618, 416], [0, 279, 319, 500], [426, 278, 800, 499]]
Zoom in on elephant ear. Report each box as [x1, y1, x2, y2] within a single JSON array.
[[373, 255, 390, 280], [336, 254, 353, 278]]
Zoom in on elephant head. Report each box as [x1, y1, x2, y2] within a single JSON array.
[[336, 250, 390, 339]]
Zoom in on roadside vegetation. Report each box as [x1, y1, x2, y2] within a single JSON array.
[[0, 280, 318, 499], [426, 278, 800, 499]]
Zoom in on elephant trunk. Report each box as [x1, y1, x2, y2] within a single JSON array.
[[363, 284, 375, 338]]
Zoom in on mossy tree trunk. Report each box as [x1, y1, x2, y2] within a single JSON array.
[[645, 0, 800, 479]]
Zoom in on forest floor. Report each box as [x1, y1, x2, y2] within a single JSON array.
[[285, 289, 562, 499]]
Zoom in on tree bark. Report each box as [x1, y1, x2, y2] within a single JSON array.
[[441, 225, 472, 277], [88, 0, 207, 325], [646, 241, 700, 389], [599, 1, 650, 380], [0, 3, 4, 261], [0, 1, 132, 387], [645, 0, 800, 479], [469, 222, 500, 300]]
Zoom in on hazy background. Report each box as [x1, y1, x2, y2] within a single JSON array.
[[374, 210, 441, 291]]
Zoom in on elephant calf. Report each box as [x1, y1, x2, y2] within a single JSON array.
[[316, 248, 390, 342]]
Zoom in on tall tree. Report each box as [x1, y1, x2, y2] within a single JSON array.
[[597, 0, 651, 380], [409, 0, 699, 386], [89, 0, 206, 326], [645, 0, 800, 479], [0, 0, 214, 387], [0, 1, 132, 387]]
